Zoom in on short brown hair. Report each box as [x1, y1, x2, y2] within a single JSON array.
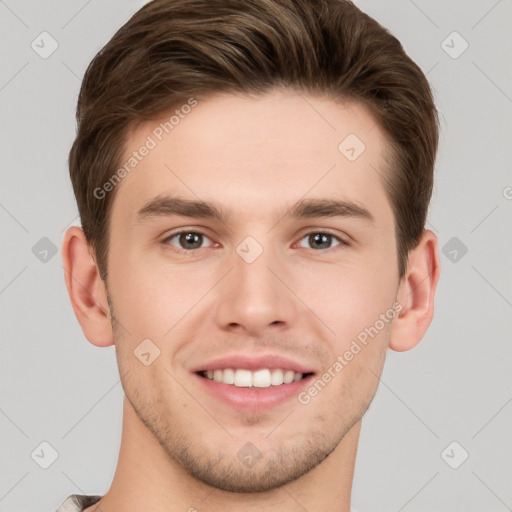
[[69, 0, 439, 281]]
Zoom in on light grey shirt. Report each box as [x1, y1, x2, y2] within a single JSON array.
[[56, 494, 102, 511], [56, 493, 357, 510]]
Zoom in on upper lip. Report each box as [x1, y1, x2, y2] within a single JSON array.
[[191, 353, 317, 374]]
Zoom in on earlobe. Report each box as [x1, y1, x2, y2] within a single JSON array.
[[61, 226, 114, 347], [388, 229, 441, 352]]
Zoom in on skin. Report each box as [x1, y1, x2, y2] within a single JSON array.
[[62, 89, 440, 511]]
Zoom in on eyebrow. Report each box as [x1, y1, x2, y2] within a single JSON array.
[[135, 195, 375, 224]]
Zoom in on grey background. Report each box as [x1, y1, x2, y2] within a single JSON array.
[[0, 0, 511, 511]]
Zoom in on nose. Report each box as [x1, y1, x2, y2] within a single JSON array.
[[213, 241, 298, 336]]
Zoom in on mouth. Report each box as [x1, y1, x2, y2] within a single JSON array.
[[190, 353, 318, 412], [193, 368, 317, 413]]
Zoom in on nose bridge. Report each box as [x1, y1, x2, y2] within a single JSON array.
[[214, 235, 296, 334]]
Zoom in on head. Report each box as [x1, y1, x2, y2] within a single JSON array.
[[63, 0, 440, 494]]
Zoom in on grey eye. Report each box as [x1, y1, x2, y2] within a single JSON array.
[[298, 233, 342, 250], [165, 232, 212, 250]]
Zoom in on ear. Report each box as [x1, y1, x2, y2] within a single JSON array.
[[388, 229, 441, 352], [61, 226, 114, 347]]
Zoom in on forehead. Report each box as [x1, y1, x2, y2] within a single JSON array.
[[110, 90, 393, 227]]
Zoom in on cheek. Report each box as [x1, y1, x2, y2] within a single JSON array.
[[109, 251, 216, 342], [294, 255, 398, 341]]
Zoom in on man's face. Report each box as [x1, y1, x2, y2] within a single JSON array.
[[105, 90, 400, 492]]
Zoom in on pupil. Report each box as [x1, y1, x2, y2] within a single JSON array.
[[311, 233, 330, 249], [181, 232, 202, 249]]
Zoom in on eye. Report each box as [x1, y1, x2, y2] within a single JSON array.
[[297, 232, 346, 250], [163, 231, 215, 252], [162, 230, 347, 253]]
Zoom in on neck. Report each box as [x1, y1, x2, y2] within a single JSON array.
[[89, 396, 359, 511]]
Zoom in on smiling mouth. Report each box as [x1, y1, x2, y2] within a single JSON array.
[[196, 368, 315, 388]]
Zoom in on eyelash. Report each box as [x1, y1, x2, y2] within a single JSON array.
[[161, 230, 349, 254]]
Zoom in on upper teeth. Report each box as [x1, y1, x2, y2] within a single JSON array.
[[204, 368, 303, 388]]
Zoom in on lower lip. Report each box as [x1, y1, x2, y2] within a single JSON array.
[[192, 372, 316, 413]]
